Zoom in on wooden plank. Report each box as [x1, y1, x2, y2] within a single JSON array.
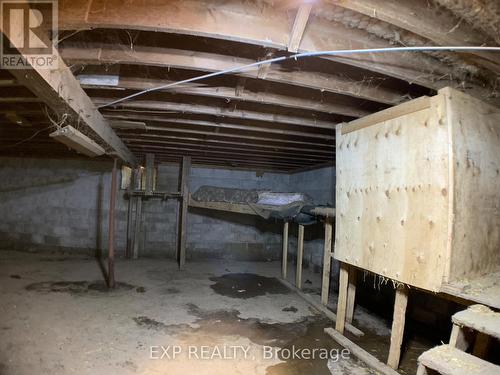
[[346, 267, 357, 324], [341, 96, 431, 135], [282, 221, 289, 279], [332, 0, 500, 73], [132, 196, 142, 259], [288, 4, 312, 52], [321, 220, 333, 305], [452, 305, 500, 341], [279, 278, 364, 337], [60, 44, 404, 105], [126, 196, 134, 258], [188, 197, 257, 215], [449, 324, 469, 351], [418, 344, 500, 375], [178, 156, 191, 269], [325, 328, 399, 375], [145, 153, 154, 195], [82, 76, 369, 118], [0, 33, 135, 165], [295, 224, 305, 289], [335, 262, 349, 334], [387, 287, 409, 369]]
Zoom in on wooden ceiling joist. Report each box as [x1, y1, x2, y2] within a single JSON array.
[[60, 44, 407, 105], [0, 33, 136, 165]]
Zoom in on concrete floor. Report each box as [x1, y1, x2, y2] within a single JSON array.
[[0, 251, 422, 374]]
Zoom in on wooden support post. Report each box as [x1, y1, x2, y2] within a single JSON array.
[[132, 197, 142, 259], [145, 153, 154, 194], [126, 196, 134, 258], [387, 287, 409, 369], [449, 323, 469, 351], [346, 267, 357, 324], [335, 262, 349, 334], [295, 224, 305, 289], [282, 221, 289, 279], [178, 156, 191, 269], [107, 158, 118, 288], [321, 220, 333, 305]]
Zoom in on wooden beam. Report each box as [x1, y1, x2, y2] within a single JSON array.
[[132, 194, 142, 259], [321, 220, 333, 305], [60, 44, 405, 105], [335, 262, 349, 334], [82, 76, 371, 118], [346, 267, 357, 324], [288, 4, 313, 52], [331, 0, 500, 73], [144, 153, 154, 194], [178, 156, 191, 269], [96, 99, 337, 130], [282, 221, 289, 279], [296, 224, 305, 289], [387, 287, 409, 369], [119, 133, 334, 155], [0, 34, 136, 165], [109, 115, 333, 141], [56, 0, 486, 95]]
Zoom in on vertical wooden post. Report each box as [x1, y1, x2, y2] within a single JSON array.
[[282, 221, 289, 279], [321, 220, 333, 305], [346, 268, 357, 324], [132, 197, 142, 259], [145, 153, 154, 195], [126, 195, 134, 258], [335, 262, 349, 334], [178, 156, 191, 270], [387, 287, 409, 369], [107, 158, 118, 289], [295, 224, 305, 289], [449, 323, 468, 350]]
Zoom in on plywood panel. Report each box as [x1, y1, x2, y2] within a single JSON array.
[[335, 97, 450, 291], [443, 88, 500, 282]]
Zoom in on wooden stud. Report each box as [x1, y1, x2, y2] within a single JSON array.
[[178, 156, 191, 269], [282, 221, 289, 279], [145, 153, 154, 195], [321, 220, 333, 305], [132, 197, 142, 259], [295, 224, 305, 289], [126, 195, 134, 258], [416, 364, 428, 375], [335, 262, 349, 334], [107, 158, 118, 288], [288, 4, 312, 52], [449, 323, 469, 351], [346, 267, 357, 324], [387, 287, 409, 369]]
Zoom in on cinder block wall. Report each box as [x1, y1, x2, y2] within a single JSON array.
[[0, 157, 335, 271]]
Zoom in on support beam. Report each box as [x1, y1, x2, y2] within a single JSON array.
[[132, 195, 142, 259], [288, 4, 313, 52], [282, 221, 289, 279], [346, 267, 357, 324], [178, 156, 191, 270], [296, 224, 305, 289], [61, 45, 405, 105], [0, 33, 135, 165], [107, 158, 118, 288], [335, 262, 349, 334], [387, 287, 409, 369], [145, 153, 154, 195], [321, 220, 333, 305]]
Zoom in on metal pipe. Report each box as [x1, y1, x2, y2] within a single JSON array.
[[107, 158, 118, 288]]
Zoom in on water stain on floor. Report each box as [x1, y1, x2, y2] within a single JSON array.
[[209, 273, 290, 299], [25, 280, 137, 295]]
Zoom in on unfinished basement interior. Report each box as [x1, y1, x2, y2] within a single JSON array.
[[1, 1, 500, 374]]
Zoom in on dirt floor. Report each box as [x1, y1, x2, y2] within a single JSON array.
[[0, 251, 431, 374]]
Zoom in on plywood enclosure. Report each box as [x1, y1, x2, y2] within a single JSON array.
[[335, 87, 500, 292]]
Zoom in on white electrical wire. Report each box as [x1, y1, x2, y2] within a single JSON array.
[[97, 46, 500, 109]]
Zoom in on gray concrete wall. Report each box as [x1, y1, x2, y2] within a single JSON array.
[[0, 157, 335, 280]]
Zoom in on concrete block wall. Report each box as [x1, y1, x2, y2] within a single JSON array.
[[0, 157, 335, 277]]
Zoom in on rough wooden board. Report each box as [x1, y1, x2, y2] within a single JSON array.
[[452, 305, 500, 340], [418, 344, 500, 375], [441, 270, 500, 310], [188, 197, 257, 215], [335, 96, 449, 291], [442, 88, 500, 283], [324, 327, 398, 375]]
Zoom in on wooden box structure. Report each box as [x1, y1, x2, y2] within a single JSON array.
[[334, 87, 500, 293]]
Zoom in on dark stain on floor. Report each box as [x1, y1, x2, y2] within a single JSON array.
[[209, 273, 290, 299], [164, 287, 181, 294], [133, 316, 168, 330], [282, 306, 298, 313], [25, 280, 137, 295], [9, 274, 21, 279]]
